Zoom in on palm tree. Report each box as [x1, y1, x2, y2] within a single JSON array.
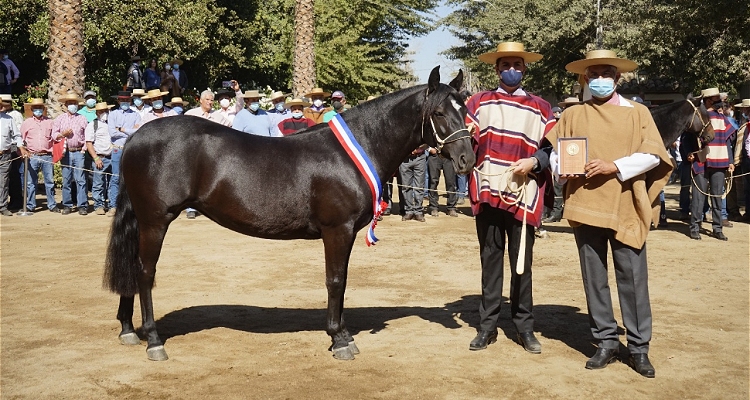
[[47, 0, 85, 115], [293, 0, 315, 98]]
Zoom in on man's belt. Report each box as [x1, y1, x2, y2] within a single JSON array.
[[112, 144, 124, 149], [67, 146, 83, 152], [96, 154, 111, 158], [31, 151, 50, 156]]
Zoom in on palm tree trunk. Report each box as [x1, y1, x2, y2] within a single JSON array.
[[47, 0, 85, 115], [293, 0, 315, 98]]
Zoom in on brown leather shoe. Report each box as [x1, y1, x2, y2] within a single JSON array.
[[401, 214, 414, 221], [722, 219, 733, 228]]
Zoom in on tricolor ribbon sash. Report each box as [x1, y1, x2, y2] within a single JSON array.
[[328, 114, 387, 246]]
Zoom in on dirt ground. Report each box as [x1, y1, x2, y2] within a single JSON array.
[[1, 182, 748, 399]]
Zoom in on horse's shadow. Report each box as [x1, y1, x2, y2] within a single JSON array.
[[149, 295, 596, 356]]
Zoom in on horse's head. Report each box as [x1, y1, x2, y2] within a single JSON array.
[[687, 96, 716, 144], [421, 66, 476, 175]]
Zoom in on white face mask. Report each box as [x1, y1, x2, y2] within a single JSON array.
[[219, 98, 230, 108], [313, 99, 323, 107], [98, 112, 108, 122]]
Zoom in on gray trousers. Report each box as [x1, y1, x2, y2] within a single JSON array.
[[691, 168, 726, 234], [0, 152, 11, 211], [573, 224, 651, 354], [475, 206, 535, 333], [398, 153, 426, 215]]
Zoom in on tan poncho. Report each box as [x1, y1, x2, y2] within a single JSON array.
[[547, 100, 673, 249]]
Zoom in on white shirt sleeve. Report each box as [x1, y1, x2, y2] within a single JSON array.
[[613, 153, 660, 181], [549, 149, 567, 184]]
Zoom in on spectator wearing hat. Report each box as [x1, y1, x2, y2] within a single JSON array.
[[126, 56, 144, 91], [144, 59, 162, 91], [166, 97, 185, 115], [160, 62, 178, 97], [140, 90, 177, 124], [267, 90, 290, 136], [19, 98, 58, 212], [85, 102, 114, 215], [303, 88, 331, 124], [1, 94, 24, 211], [171, 59, 188, 95], [185, 90, 231, 127], [734, 99, 750, 221], [0, 49, 19, 94], [130, 89, 152, 119], [77, 90, 99, 122], [53, 91, 89, 215], [685, 87, 736, 240], [108, 90, 142, 216], [277, 98, 315, 136], [0, 96, 22, 216], [214, 80, 245, 124], [232, 90, 277, 136], [322, 91, 347, 123]]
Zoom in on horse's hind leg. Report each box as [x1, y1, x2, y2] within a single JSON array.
[[322, 227, 357, 360], [136, 222, 171, 361], [117, 295, 140, 345]]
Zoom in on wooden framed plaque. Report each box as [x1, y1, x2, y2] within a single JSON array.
[[558, 137, 588, 176]]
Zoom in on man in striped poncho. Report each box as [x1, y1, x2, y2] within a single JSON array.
[[466, 42, 555, 354]]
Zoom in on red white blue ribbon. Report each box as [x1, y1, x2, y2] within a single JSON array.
[[329, 114, 387, 246]]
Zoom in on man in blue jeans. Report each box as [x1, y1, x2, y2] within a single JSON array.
[[19, 98, 57, 212], [85, 102, 114, 215], [108, 91, 141, 216], [398, 146, 427, 222], [53, 91, 90, 215]]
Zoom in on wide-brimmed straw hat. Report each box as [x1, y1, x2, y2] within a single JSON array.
[[166, 97, 186, 107], [699, 87, 720, 98], [558, 96, 581, 107], [305, 87, 331, 98], [59, 91, 82, 103], [284, 98, 311, 109], [25, 98, 46, 107], [142, 88, 169, 99], [269, 91, 290, 101], [94, 102, 114, 111], [478, 42, 543, 65], [734, 98, 750, 108], [238, 90, 262, 99], [131, 88, 148, 97], [170, 58, 183, 66], [0, 94, 17, 105], [565, 49, 638, 75]]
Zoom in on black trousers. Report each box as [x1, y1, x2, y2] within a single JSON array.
[[475, 206, 535, 333]]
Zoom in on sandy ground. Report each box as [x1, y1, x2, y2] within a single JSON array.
[[0, 182, 748, 399]]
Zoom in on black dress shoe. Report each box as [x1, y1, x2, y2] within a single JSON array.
[[585, 348, 619, 369], [61, 207, 71, 215], [628, 353, 655, 378], [712, 232, 728, 241], [516, 331, 541, 354], [469, 330, 498, 351], [690, 231, 701, 240]]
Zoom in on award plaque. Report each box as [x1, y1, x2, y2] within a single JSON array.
[[558, 137, 588, 176]]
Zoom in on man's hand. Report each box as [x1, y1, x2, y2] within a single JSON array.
[[231, 80, 240, 92], [511, 157, 536, 176], [584, 159, 618, 178], [18, 146, 29, 158], [428, 148, 437, 155], [95, 159, 104, 170], [729, 163, 735, 173], [63, 129, 73, 138]]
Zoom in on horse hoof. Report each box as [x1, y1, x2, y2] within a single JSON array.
[[332, 346, 355, 360], [146, 345, 169, 361], [119, 332, 141, 346], [348, 341, 360, 355]]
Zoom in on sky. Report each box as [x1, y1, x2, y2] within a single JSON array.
[[406, 3, 461, 84]]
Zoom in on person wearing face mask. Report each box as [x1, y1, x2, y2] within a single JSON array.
[[129, 89, 152, 119], [0, 97, 22, 216], [0, 94, 25, 212], [214, 80, 245, 124], [185, 89, 231, 126], [277, 98, 315, 136], [733, 99, 750, 222], [84, 102, 114, 215], [302, 87, 332, 124], [465, 42, 554, 356], [19, 98, 57, 212], [171, 58, 188, 95], [322, 90, 347, 123], [231, 90, 277, 136], [125, 55, 144, 91], [0, 49, 19, 94], [160, 62, 177, 97], [140, 89, 177, 123], [266, 91, 290, 136], [165, 97, 186, 115], [77, 90, 99, 122], [107, 91, 142, 216], [546, 49, 673, 378], [53, 91, 90, 215]]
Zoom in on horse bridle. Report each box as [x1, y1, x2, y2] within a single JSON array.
[[421, 90, 472, 154], [687, 99, 712, 143]]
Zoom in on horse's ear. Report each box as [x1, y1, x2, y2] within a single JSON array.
[[449, 70, 464, 92], [427, 66, 440, 94]]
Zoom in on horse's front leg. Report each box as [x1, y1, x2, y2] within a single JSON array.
[[322, 227, 357, 360]]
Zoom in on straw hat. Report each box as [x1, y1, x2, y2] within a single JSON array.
[[565, 49, 638, 75], [0, 94, 16, 105], [478, 42, 543, 65], [0, 98, 9, 107], [366, 95, 378, 101], [305, 87, 331, 98], [25, 98, 46, 107], [94, 102, 114, 111], [170, 58, 183, 66], [733, 99, 750, 108], [269, 91, 290, 101], [166, 97, 186, 107], [142, 88, 169, 99], [238, 90, 262, 99], [59, 91, 82, 103], [558, 96, 581, 107], [284, 98, 311, 109], [699, 87, 720, 98], [131, 88, 148, 97]]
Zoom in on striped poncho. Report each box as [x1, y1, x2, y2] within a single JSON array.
[[691, 110, 737, 174], [465, 88, 556, 227]]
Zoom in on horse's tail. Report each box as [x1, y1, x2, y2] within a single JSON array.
[[103, 182, 141, 296]]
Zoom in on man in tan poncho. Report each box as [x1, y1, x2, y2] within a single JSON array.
[[546, 50, 672, 378]]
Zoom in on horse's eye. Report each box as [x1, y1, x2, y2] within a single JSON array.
[[434, 111, 445, 117]]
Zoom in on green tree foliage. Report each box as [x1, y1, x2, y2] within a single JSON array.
[[443, 0, 749, 97]]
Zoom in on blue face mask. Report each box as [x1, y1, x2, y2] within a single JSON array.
[[249, 102, 260, 112], [133, 97, 143, 107], [500, 68, 523, 87], [172, 106, 183, 114], [292, 111, 303, 119], [2, 55, 8, 60], [275, 103, 285, 112], [588, 78, 616, 98], [85, 98, 96, 108], [67, 104, 78, 114], [173, 64, 179, 71], [152, 100, 163, 110], [32, 108, 43, 117], [120, 102, 130, 111]]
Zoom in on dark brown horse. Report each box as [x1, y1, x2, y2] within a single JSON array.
[[650, 97, 715, 147], [103, 67, 475, 361]]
